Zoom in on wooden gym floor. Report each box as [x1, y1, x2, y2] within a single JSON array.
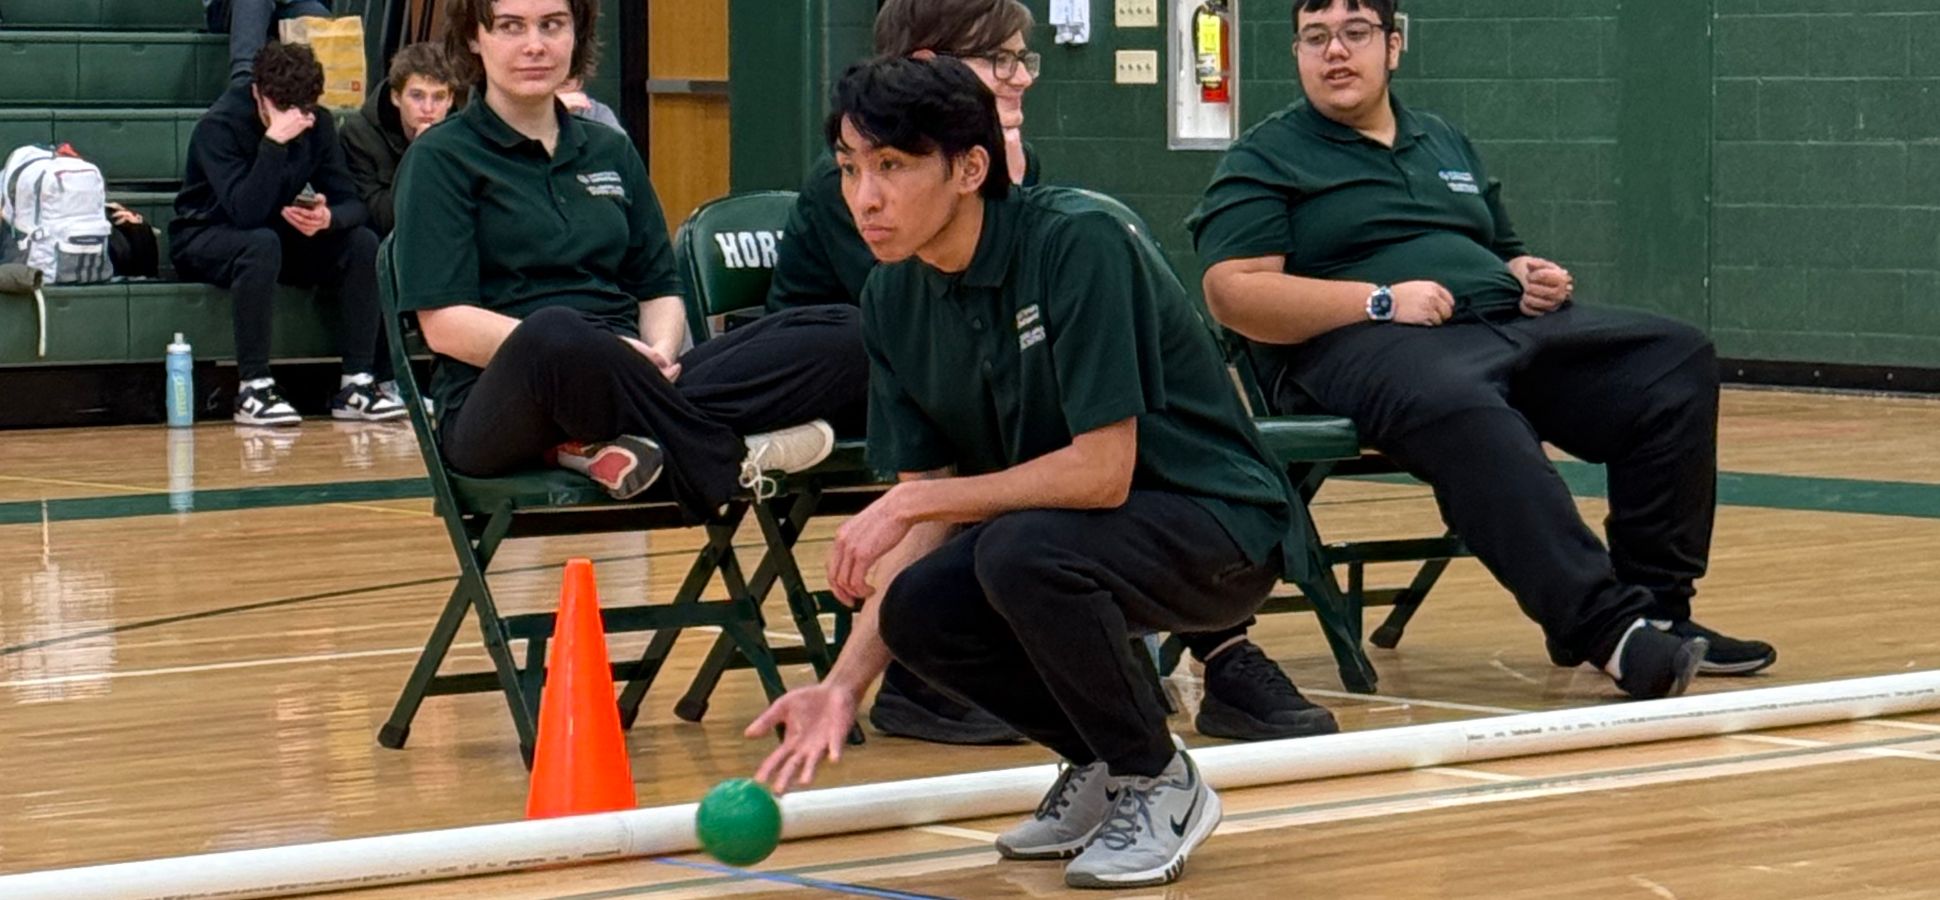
[[1, 388, 1938, 897]]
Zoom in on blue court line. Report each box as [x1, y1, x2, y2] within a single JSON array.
[[647, 857, 955, 899]]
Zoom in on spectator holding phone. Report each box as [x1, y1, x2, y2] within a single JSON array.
[[171, 42, 403, 425]]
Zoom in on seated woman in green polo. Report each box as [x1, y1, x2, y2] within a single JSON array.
[[391, 0, 860, 514]]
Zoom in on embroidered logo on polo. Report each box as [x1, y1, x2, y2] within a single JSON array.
[[578, 171, 626, 198], [1438, 169, 1480, 195], [1016, 304, 1046, 350]]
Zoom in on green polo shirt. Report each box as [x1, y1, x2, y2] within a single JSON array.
[[1186, 95, 1527, 378], [862, 186, 1307, 575], [392, 98, 682, 419], [766, 146, 1040, 311]]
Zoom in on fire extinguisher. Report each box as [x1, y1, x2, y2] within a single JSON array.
[[1194, 0, 1231, 103]]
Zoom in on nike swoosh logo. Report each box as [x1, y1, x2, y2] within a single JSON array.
[[1169, 782, 1201, 836]]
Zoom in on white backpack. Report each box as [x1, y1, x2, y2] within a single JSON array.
[[1, 144, 112, 284]]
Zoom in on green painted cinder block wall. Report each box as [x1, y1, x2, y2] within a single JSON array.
[[728, 0, 1940, 369]]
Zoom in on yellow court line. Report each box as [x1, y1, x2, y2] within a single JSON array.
[[0, 473, 156, 494]]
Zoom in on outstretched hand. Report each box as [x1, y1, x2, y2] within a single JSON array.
[[745, 683, 857, 793]]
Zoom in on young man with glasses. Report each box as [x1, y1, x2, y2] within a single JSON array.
[[1189, 0, 1776, 699], [766, 0, 1338, 749]]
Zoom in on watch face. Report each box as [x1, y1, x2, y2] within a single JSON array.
[[1370, 289, 1394, 319]]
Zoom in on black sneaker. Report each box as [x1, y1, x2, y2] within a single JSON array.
[[1195, 641, 1339, 741], [1667, 619, 1776, 676], [330, 380, 408, 421], [869, 663, 1025, 745], [1612, 626, 1707, 700], [234, 382, 301, 426]]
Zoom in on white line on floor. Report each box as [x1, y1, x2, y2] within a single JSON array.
[[1421, 766, 1523, 783], [913, 824, 1001, 843]]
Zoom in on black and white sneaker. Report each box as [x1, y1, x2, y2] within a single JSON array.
[[330, 380, 408, 421], [234, 381, 301, 426], [1064, 751, 1221, 889], [1611, 626, 1708, 700], [1664, 620, 1777, 676]]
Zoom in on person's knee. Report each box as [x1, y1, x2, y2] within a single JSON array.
[[235, 228, 281, 270], [342, 226, 379, 263], [878, 554, 954, 661], [506, 306, 600, 359], [971, 513, 1077, 607]]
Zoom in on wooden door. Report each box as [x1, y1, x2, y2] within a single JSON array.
[[647, 2, 730, 230]]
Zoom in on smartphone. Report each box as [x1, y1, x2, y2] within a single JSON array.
[[294, 186, 321, 209]]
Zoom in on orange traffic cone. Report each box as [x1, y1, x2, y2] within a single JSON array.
[[526, 558, 638, 818]]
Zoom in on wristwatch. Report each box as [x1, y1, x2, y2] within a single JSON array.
[[1366, 285, 1395, 321]]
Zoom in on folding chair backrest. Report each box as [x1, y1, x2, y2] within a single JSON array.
[[376, 235, 468, 515], [672, 190, 798, 344]]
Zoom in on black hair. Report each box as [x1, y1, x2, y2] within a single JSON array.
[[1293, 0, 1397, 31], [824, 56, 1010, 201], [252, 42, 325, 109]]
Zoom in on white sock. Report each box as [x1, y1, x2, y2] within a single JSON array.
[[1648, 619, 1673, 631], [244, 377, 275, 390], [1201, 635, 1248, 662], [1602, 618, 1649, 680], [342, 372, 375, 388]]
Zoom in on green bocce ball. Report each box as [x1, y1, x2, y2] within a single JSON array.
[[695, 778, 783, 867]]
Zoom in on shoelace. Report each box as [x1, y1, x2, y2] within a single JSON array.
[[738, 447, 779, 501], [1090, 777, 1159, 851], [1033, 763, 1091, 821]]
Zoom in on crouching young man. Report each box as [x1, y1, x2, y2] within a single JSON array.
[[746, 57, 1313, 890]]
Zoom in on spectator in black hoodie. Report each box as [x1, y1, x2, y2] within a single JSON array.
[[341, 42, 458, 237], [171, 42, 405, 426]]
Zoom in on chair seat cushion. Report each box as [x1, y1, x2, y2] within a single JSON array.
[[1255, 415, 1363, 462]]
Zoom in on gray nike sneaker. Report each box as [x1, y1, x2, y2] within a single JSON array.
[[1064, 751, 1220, 889], [995, 760, 1112, 860]]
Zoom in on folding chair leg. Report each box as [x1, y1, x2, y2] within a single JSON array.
[[1299, 567, 1379, 694], [472, 593, 539, 759], [719, 617, 788, 701], [1370, 556, 1452, 649], [753, 497, 840, 676], [617, 511, 746, 726], [520, 634, 548, 725], [378, 579, 475, 750], [673, 632, 742, 723]]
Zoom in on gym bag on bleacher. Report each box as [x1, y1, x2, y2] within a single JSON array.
[[0, 144, 113, 284]]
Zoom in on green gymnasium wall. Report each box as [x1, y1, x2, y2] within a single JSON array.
[[729, 0, 1940, 370]]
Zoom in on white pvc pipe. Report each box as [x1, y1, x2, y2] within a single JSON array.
[[7, 671, 1940, 900]]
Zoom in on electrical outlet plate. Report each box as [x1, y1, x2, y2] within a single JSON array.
[[1114, 0, 1159, 28], [1114, 49, 1159, 84]]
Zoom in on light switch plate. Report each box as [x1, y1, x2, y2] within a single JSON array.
[[1114, 0, 1159, 28], [1114, 49, 1159, 84]]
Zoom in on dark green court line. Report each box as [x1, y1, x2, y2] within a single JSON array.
[[0, 478, 432, 525], [1351, 460, 1940, 521], [3, 461, 1938, 528]]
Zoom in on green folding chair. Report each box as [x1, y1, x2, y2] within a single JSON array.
[[373, 237, 808, 765], [661, 191, 889, 724]]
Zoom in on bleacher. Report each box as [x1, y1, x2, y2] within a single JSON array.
[[0, 0, 347, 369]]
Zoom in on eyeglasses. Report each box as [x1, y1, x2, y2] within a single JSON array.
[[956, 48, 1041, 81], [1296, 21, 1385, 56]]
